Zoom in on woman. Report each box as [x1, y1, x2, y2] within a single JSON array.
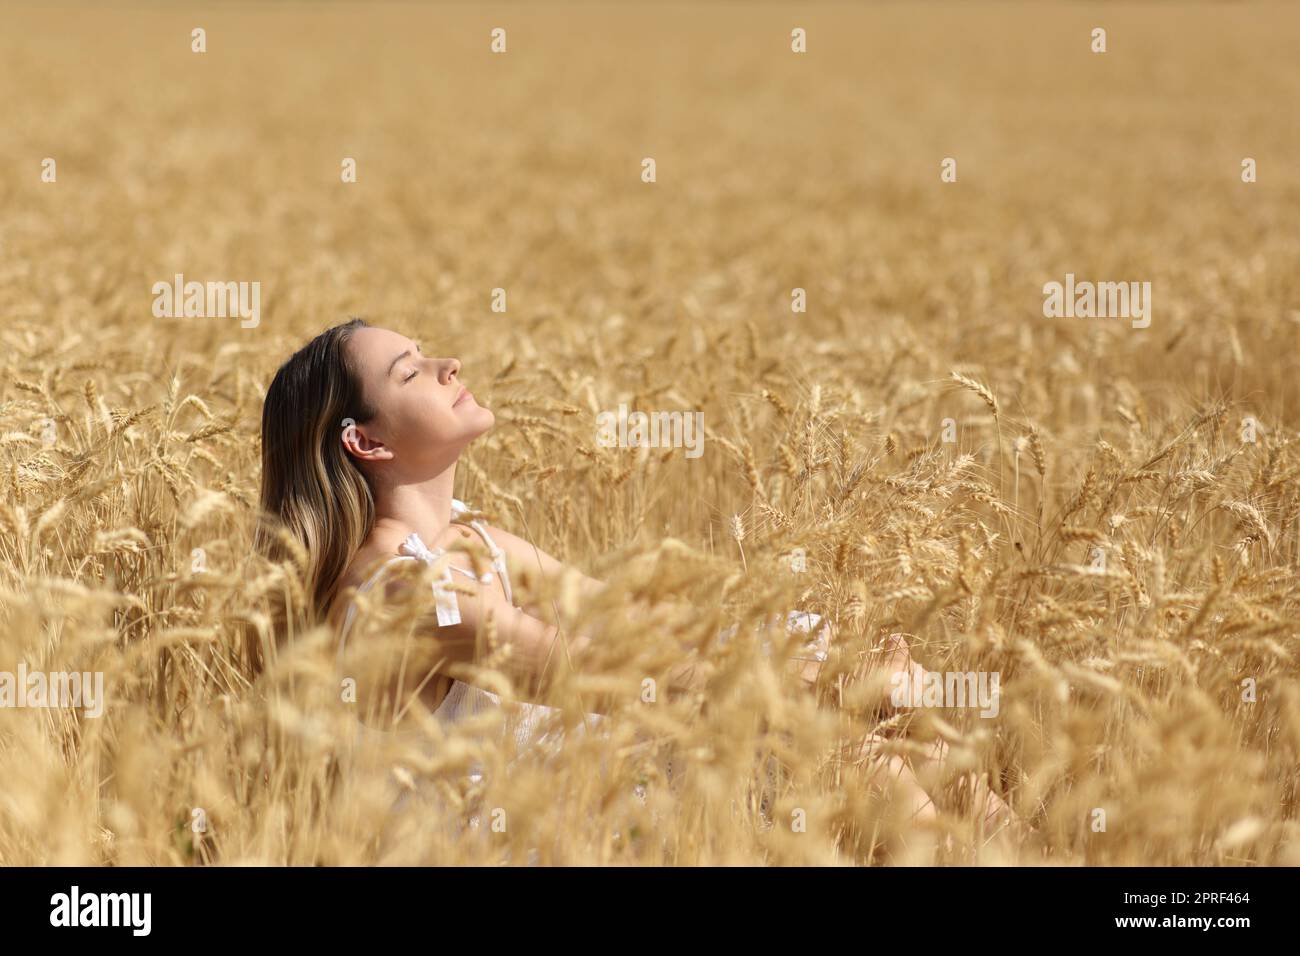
[[256, 318, 1013, 841]]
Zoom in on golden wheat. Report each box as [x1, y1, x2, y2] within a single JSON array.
[[0, 1, 1298, 867]]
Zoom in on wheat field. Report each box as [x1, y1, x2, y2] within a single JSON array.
[[2, 0, 1299, 866]]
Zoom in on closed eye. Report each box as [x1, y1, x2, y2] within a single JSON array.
[[403, 338, 423, 379]]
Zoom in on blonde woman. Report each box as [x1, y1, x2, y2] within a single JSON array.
[[256, 318, 1013, 842]]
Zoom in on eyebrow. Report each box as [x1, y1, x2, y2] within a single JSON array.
[[386, 350, 411, 378], [384, 351, 410, 377]]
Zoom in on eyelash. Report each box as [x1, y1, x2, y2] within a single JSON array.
[[401, 343, 423, 382]]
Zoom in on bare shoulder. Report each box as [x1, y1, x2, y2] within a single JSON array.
[[328, 542, 396, 629], [332, 524, 483, 617], [328, 531, 424, 626]]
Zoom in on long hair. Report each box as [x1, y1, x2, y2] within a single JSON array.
[[255, 318, 379, 630]]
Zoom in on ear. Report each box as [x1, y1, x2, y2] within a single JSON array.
[[341, 419, 394, 463]]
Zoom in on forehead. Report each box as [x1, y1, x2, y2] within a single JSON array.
[[349, 326, 412, 372]]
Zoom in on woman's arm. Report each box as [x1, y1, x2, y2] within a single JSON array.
[[352, 556, 712, 717], [476, 523, 823, 691]]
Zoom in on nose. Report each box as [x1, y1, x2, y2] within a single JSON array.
[[440, 358, 461, 385]]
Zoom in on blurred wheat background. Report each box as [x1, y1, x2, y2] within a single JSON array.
[[2, 0, 1299, 865]]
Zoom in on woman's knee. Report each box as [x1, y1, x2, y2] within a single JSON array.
[[854, 742, 937, 820]]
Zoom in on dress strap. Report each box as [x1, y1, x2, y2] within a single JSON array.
[[449, 500, 514, 605], [399, 533, 463, 627]]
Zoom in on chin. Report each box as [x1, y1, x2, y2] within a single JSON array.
[[470, 405, 495, 434]]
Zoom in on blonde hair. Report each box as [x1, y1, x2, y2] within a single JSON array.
[[255, 318, 379, 629]]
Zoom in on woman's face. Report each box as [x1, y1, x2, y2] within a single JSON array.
[[343, 326, 494, 475]]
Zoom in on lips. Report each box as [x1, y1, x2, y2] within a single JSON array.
[[453, 387, 472, 408]]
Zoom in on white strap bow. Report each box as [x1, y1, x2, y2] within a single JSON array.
[[399, 533, 462, 627]]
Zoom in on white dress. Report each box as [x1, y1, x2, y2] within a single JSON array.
[[337, 499, 599, 769], [336, 499, 831, 848]]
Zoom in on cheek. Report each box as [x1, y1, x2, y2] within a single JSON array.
[[399, 396, 469, 445], [417, 404, 461, 441]]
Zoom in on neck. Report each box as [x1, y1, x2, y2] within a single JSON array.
[[369, 463, 458, 550]]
